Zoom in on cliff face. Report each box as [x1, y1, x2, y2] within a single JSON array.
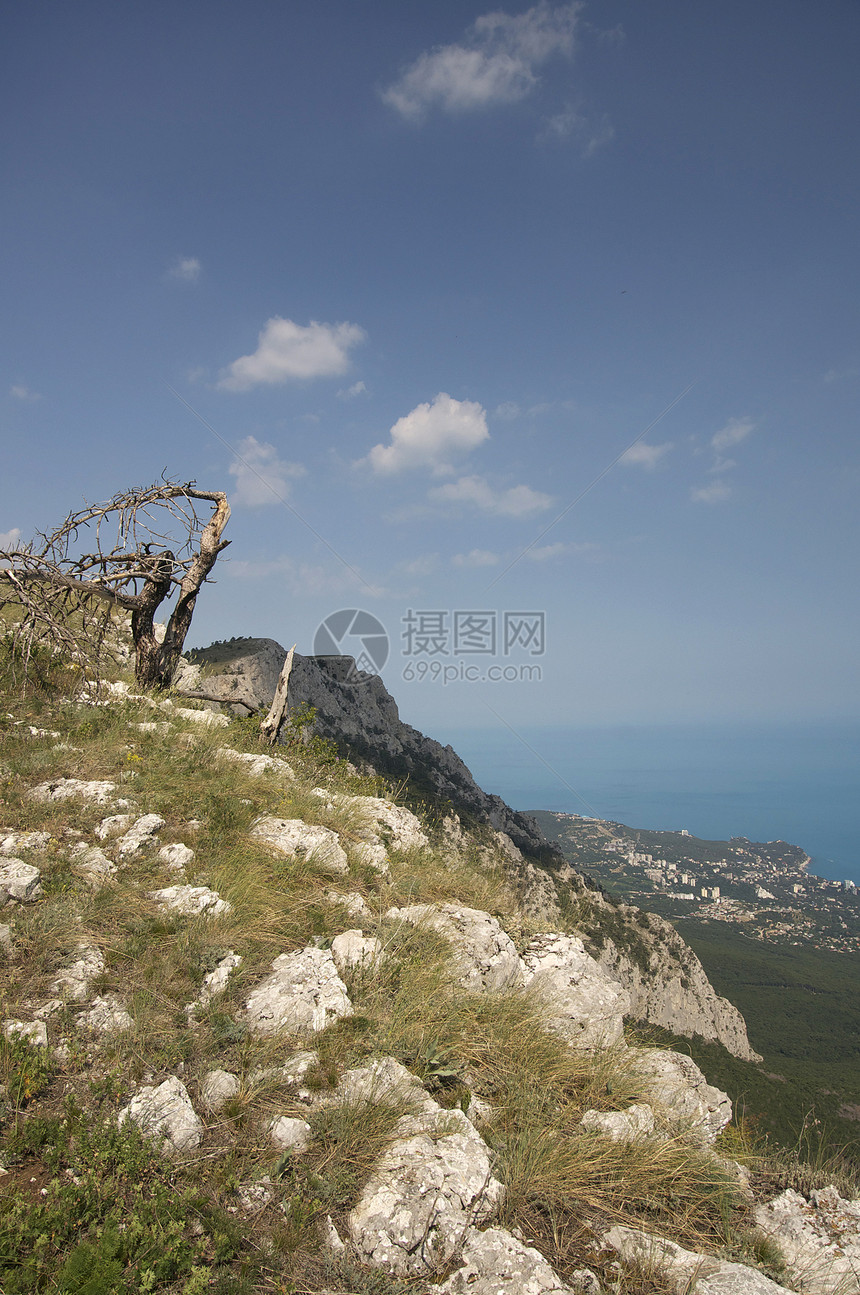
[[176, 636, 760, 1063], [587, 906, 762, 1062], [178, 639, 561, 864]]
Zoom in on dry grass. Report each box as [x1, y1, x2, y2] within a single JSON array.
[[0, 674, 811, 1294]]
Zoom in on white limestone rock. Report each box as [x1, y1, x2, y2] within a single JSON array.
[[173, 707, 229, 728], [268, 1115, 312, 1152], [0, 924, 12, 958], [3, 1019, 48, 1048], [251, 1050, 319, 1089], [250, 816, 348, 874], [439, 1226, 578, 1295], [353, 839, 389, 871], [754, 1186, 860, 1295], [331, 929, 382, 972], [158, 842, 195, 871], [244, 948, 352, 1037], [332, 1057, 437, 1117], [200, 1069, 240, 1113], [628, 1047, 732, 1144], [325, 890, 373, 919], [117, 814, 165, 858], [69, 844, 117, 889], [0, 830, 51, 855], [83, 995, 134, 1034], [149, 885, 231, 918], [95, 814, 133, 841], [216, 748, 295, 779], [602, 1225, 794, 1295], [386, 903, 524, 994], [580, 1103, 655, 1142], [28, 778, 117, 805], [520, 934, 630, 1048], [187, 952, 242, 1018], [0, 858, 43, 903], [119, 1076, 203, 1153], [51, 944, 105, 1001], [348, 1104, 504, 1276]]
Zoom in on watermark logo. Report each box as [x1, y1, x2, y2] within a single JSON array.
[[313, 609, 389, 679], [314, 608, 545, 686]]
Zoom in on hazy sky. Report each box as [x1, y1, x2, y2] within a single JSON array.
[[3, 1, 859, 735]]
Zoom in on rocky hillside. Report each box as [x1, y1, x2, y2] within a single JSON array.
[[178, 637, 761, 1064], [1, 667, 858, 1294]]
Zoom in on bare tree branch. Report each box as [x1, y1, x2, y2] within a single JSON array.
[[0, 478, 231, 692]]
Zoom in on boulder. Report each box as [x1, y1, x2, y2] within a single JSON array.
[[249, 817, 348, 875], [325, 890, 373, 919], [116, 814, 165, 858], [331, 929, 382, 972], [83, 995, 134, 1034], [28, 778, 117, 805], [628, 1048, 731, 1143], [95, 814, 133, 841], [119, 1076, 203, 1153], [244, 948, 352, 1037], [268, 1115, 312, 1152], [216, 748, 295, 779], [520, 934, 629, 1047], [602, 1224, 794, 1294], [580, 1103, 655, 1142], [158, 842, 195, 871], [0, 830, 51, 854], [51, 944, 105, 1001], [172, 707, 229, 728], [200, 1069, 240, 1113], [332, 1057, 437, 1116], [149, 885, 231, 918], [754, 1186, 860, 1295], [0, 858, 43, 903], [348, 1104, 504, 1275], [439, 1225, 579, 1295], [3, 1019, 48, 1048], [0, 924, 12, 957], [69, 843, 117, 888], [386, 903, 524, 993]]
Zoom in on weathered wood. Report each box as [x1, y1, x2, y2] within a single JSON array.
[[260, 644, 296, 744]]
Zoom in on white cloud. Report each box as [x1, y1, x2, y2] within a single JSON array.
[[493, 401, 521, 420], [540, 106, 614, 154], [227, 554, 385, 598], [228, 436, 306, 507], [169, 256, 201, 282], [382, 1, 581, 120], [691, 480, 732, 504], [525, 542, 568, 560], [429, 474, 552, 517], [218, 316, 366, 391], [364, 392, 490, 475], [618, 440, 672, 469], [711, 416, 754, 453], [10, 384, 40, 401], [401, 553, 440, 576], [0, 527, 22, 550], [337, 380, 368, 400], [453, 548, 500, 567]]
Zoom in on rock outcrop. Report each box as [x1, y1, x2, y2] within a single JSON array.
[[592, 907, 761, 1062], [176, 639, 561, 863]]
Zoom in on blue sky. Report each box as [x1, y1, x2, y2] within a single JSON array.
[[3, 0, 859, 736]]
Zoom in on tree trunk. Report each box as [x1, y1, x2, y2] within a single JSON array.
[[136, 494, 231, 690], [260, 644, 296, 743]]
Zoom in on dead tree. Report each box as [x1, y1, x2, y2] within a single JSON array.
[[0, 479, 230, 691]]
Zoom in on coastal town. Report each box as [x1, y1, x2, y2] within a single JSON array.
[[531, 810, 860, 956]]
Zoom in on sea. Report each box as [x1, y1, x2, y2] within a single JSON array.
[[440, 722, 860, 888]]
